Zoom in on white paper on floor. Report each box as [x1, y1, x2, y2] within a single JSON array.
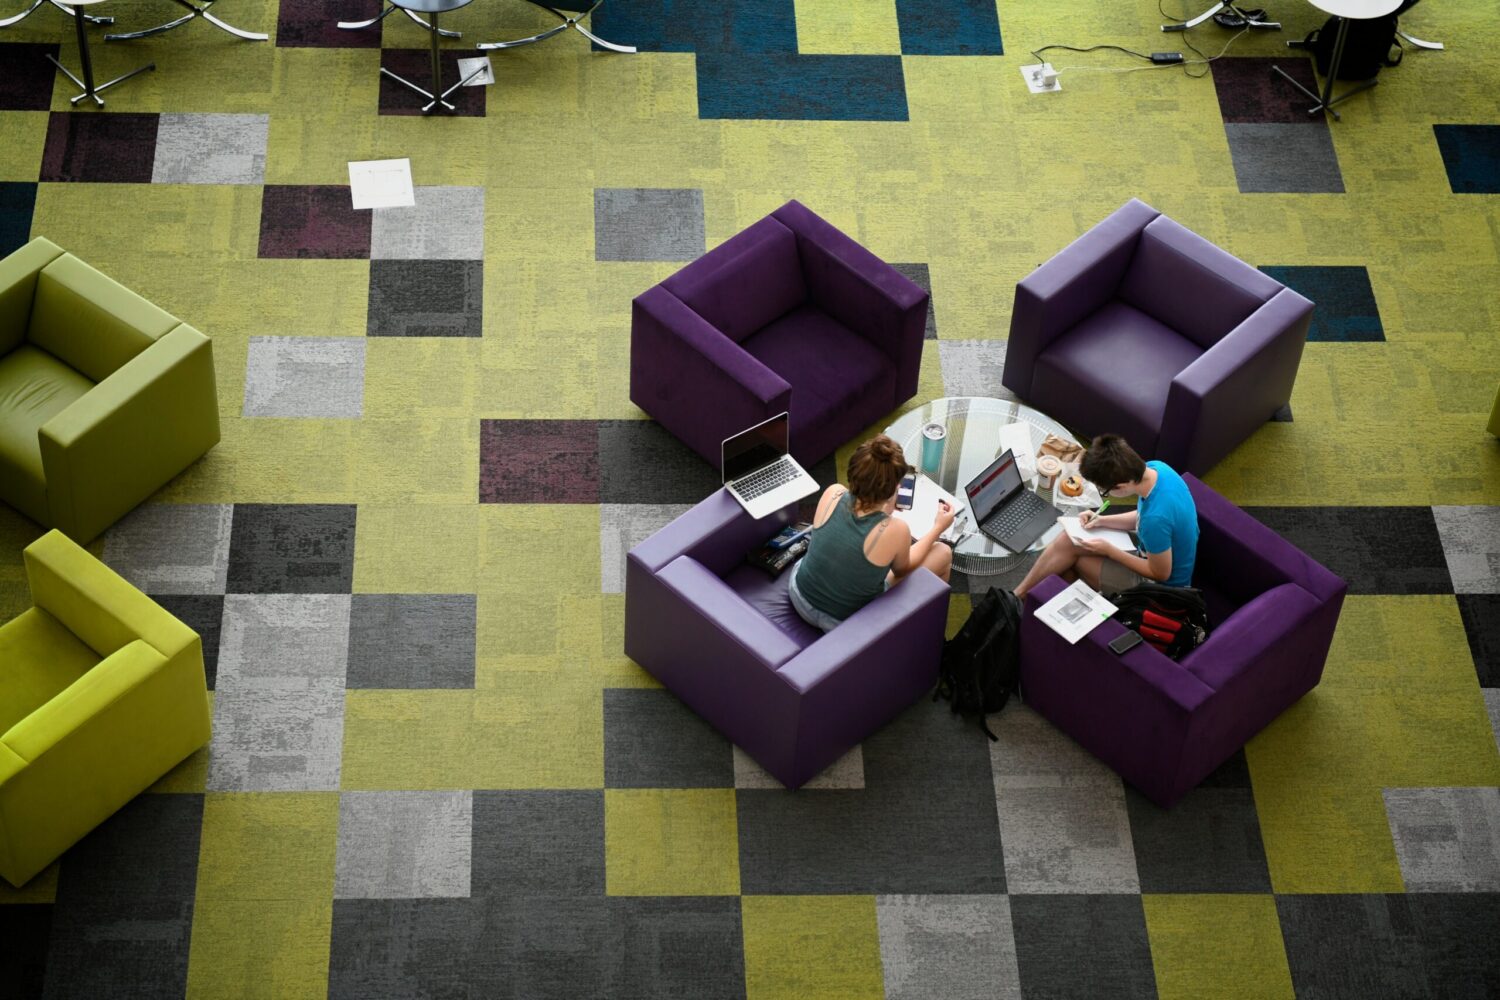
[[456, 56, 494, 87], [348, 157, 415, 210]]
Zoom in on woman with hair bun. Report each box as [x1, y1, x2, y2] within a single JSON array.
[[787, 434, 955, 632]]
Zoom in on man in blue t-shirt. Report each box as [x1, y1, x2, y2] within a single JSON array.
[[1014, 434, 1198, 599]]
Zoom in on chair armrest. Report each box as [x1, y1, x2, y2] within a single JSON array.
[[630, 286, 792, 468], [0, 237, 66, 356], [23, 529, 200, 659], [771, 200, 928, 402], [1003, 199, 1158, 398], [627, 489, 797, 579], [39, 324, 220, 544], [2, 640, 168, 758], [1158, 288, 1313, 474], [775, 568, 950, 787]]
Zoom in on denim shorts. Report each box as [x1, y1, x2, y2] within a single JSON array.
[[787, 559, 844, 633]]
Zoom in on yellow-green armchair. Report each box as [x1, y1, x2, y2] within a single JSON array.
[[0, 237, 219, 544], [0, 529, 211, 888]]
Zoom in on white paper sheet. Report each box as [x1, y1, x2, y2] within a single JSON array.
[[348, 158, 415, 210], [1034, 580, 1117, 644], [892, 474, 966, 542], [1059, 516, 1136, 555], [456, 56, 494, 87], [996, 422, 1037, 482]]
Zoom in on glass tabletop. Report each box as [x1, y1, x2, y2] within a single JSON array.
[[885, 397, 1089, 576]]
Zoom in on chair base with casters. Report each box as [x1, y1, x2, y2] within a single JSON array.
[[1162, 1, 1279, 32], [477, 0, 633, 53], [0, 0, 110, 29], [104, 0, 265, 41]]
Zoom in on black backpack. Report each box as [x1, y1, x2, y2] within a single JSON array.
[[934, 587, 1021, 740], [1111, 583, 1210, 661], [1304, 15, 1402, 80]]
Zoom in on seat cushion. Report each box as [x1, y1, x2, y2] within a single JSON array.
[[0, 606, 101, 736], [742, 305, 898, 460], [723, 563, 824, 651], [28, 254, 175, 383], [1031, 300, 1203, 455], [662, 217, 807, 344], [1117, 218, 1282, 350], [0, 345, 94, 523]]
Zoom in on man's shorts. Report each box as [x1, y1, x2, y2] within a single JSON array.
[[1098, 557, 1146, 596]]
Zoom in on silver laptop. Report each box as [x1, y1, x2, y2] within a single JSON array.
[[722, 413, 819, 519]]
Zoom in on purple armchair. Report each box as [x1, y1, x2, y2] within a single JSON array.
[[1018, 475, 1345, 807], [631, 200, 928, 469], [624, 490, 950, 789], [1003, 199, 1314, 476]]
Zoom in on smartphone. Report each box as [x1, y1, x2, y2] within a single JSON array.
[[895, 473, 917, 511], [1108, 630, 1144, 655]]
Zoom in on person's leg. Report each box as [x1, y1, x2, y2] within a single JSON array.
[[1074, 554, 1105, 590], [1013, 531, 1083, 599]]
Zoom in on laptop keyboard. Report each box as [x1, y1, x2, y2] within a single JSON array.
[[736, 457, 799, 499], [988, 489, 1049, 538]]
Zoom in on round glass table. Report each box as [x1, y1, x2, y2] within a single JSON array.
[[886, 397, 1087, 577]]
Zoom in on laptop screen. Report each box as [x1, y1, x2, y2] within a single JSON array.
[[965, 449, 1023, 523], [723, 413, 789, 482]]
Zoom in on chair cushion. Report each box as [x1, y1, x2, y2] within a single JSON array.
[[722, 563, 824, 650], [742, 305, 898, 451], [1031, 300, 1203, 454], [1117, 218, 1282, 350], [663, 217, 807, 344], [28, 254, 175, 384], [0, 606, 101, 737], [0, 345, 94, 523]]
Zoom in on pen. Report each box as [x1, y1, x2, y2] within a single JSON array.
[[1096, 499, 1111, 516]]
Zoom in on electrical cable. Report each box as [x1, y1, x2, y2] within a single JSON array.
[[1027, 4, 1256, 81]]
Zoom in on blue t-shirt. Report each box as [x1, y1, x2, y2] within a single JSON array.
[[1137, 461, 1198, 588]]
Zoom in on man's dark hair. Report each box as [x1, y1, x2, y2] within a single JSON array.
[[1079, 434, 1147, 488]]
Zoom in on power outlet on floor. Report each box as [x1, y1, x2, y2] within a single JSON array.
[[1020, 63, 1060, 95]]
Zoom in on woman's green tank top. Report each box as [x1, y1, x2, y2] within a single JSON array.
[[795, 492, 893, 620]]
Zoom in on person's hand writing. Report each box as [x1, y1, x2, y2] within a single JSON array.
[[1072, 534, 1113, 556], [1078, 510, 1099, 529], [933, 500, 956, 533]]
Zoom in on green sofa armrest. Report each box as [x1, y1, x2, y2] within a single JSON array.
[[23, 529, 199, 660], [0, 237, 66, 357], [39, 324, 220, 544], [0, 638, 210, 887]]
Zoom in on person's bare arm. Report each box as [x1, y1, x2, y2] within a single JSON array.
[[869, 516, 915, 573]]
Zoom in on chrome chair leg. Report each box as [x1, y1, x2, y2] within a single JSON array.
[[476, 0, 634, 53], [338, 3, 459, 39], [1396, 28, 1443, 51], [105, 0, 266, 42], [2, 0, 112, 29], [1162, 1, 1279, 33]]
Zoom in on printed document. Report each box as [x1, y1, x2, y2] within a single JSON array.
[[1035, 580, 1117, 644]]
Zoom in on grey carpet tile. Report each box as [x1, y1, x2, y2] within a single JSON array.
[[103, 503, 233, 595], [891, 262, 937, 339], [1277, 893, 1500, 999], [371, 186, 485, 260], [471, 790, 605, 897], [328, 898, 474, 1000], [1486, 690, 1500, 755], [243, 336, 365, 418], [215, 593, 351, 691], [877, 894, 1021, 1000], [207, 686, 345, 792], [733, 743, 865, 789], [598, 503, 695, 594], [1459, 594, 1500, 687], [148, 594, 224, 689], [1009, 894, 1157, 1000], [335, 791, 473, 899], [1384, 787, 1500, 892], [152, 112, 268, 185], [367, 259, 483, 338], [604, 688, 735, 788], [346, 593, 477, 688], [938, 338, 1020, 402], [594, 187, 705, 262], [225, 503, 358, 594], [1432, 505, 1500, 594], [0, 905, 50, 1000], [1125, 787, 1271, 893], [995, 783, 1140, 895], [1224, 122, 1345, 194]]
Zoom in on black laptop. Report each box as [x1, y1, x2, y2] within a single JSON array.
[[963, 448, 1062, 552]]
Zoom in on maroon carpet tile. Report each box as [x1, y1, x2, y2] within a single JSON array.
[[0, 42, 61, 111], [257, 184, 372, 259], [1211, 56, 1327, 125], [39, 112, 159, 183], [379, 48, 486, 117], [480, 420, 601, 504], [276, 0, 384, 48]]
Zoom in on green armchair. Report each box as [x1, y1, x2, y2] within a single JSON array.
[[0, 237, 219, 544], [0, 529, 211, 887]]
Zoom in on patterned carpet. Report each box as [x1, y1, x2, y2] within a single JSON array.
[[2, 0, 1499, 997]]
